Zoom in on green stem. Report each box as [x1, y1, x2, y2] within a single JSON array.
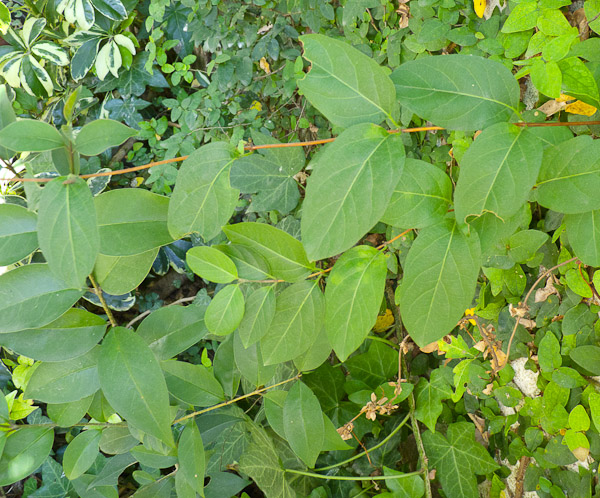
[[366, 335, 399, 350], [283, 469, 423, 481], [314, 413, 410, 472]]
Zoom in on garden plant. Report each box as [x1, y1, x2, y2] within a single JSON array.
[[1, 0, 600, 497]]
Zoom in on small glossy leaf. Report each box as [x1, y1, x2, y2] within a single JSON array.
[[237, 285, 276, 348], [325, 246, 387, 361], [205, 284, 245, 336], [223, 223, 313, 281], [0, 264, 84, 333], [536, 136, 600, 213], [283, 381, 324, 468], [0, 204, 38, 266], [161, 360, 225, 406], [0, 308, 105, 361], [381, 158, 452, 229], [92, 248, 159, 295], [400, 219, 481, 347], [99, 327, 174, 447], [391, 55, 519, 130], [63, 430, 102, 481], [75, 119, 137, 156], [187, 246, 238, 283], [95, 188, 174, 256], [0, 120, 64, 152], [261, 280, 325, 365], [297, 34, 396, 128], [178, 423, 205, 494], [37, 176, 99, 288], [0, 427, 54, 486], [454, 123, 543, 224], [301, 124, 404, 261], [25, 346, 101, 403], [168, 142, 238, 241]]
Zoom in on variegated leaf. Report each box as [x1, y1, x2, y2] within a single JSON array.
[[21, 18, 46, 47], [32, 42, 69, 66]]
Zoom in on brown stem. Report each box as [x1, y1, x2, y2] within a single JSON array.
[[88, 274, 117, 327]]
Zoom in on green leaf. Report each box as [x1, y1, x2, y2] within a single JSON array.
[[168, 142, 238, 242], [99, 426, 139, 455], [391, 55, 519, 130], [136, 304, 208, 360], [301, 124, 405, 261], [538, 330, 561, 373], [233, 330, 277, 387], [383, 466, 425, 498], [63, 430, 102, 481], [559, 57, 600, 107], [530, 59, 562, 98], [565, 210, 600, 266], [47, 395, 94, 427], [0, 308, 105, 361], [215, 244, 275, 281], [568, 405, 590, 432], [90, 0, 127, 20], [325, 246, 387, 361], [569, 346, 600, 375], [239, 425, 296, 498], [237, 285, 276, 348], [205, 284, 245, 336], [454, 123, 542, 225], [223, 223, 313, 282], [589, 392, 600, 431], [87, 452, 137, 488], [0, 120, 64, 152], [25, 346, 100, 403], [0, 427, 54, 486], [501, 2, 539, 33], [414, 368, 453, 432], [37, 177, 99, 288], [0, 264, 84, 333], [297, 34, 396, 128], [422, 422, 499, 498], [98, 327, 174, 447], [0, 85, 17, 159], [507, 229, 549, 263], [0, 3, 9, 35], [261, 280, 325, 365], [95, 188, 174, 256], [178, 423, 205, 495], [71, 38, 101, 81], [92, 248, 159, 295], [283, 381, 324, 468], [536, 136, 600, 213], [381, 158, 452, 229], [0, 204, 38, 266], [161, 360, 225, 406], [75, 119, 137, 156], [187, 246, 238, 284], [130, 445, 177, 468], [399, 219, 481, 347]]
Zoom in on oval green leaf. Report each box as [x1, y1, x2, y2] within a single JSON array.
[[237, 285, 276, 348], [92, 248, 159, 295], [205, 284, 245, 336], [0, 120, 64, 152], [98, 327, 174, 447], [187, 246, 238, 283], [0, 264, 84, 333], [565, 210, 600, 266], [399, 219, 481, 347], [325, 246, 388, 362], [0, 204, 38, 266], [75, 119, 137, 156], [0, 427, 54, 486], [37, 176, 99, 288], [391, 54, 519, 130], [63, 429, 102, 480], [301, 124, 405, 261], [161, 360, 225, 407], [569, 346, 600, 375], [178, 423, 205, 494]]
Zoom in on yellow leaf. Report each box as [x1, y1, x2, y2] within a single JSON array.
[[474, 0, 486, 18], [373, 309, 394, 332], [557, 94, 575, 103], [250, 100, 263, 111], [464, 308, 477, 326], [565, 100, 598, 116], [259, 57, 271, 74]]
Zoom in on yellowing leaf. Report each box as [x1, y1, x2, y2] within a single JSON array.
[[474, 0, 486, 18], [259, 57, 271, 74], [250, 100, 263, 111], [373, 309, 394, 332], [565, 100, 598, 116], [464, 308, 476, 326]]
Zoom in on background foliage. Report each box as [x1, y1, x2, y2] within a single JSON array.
[[1, 0, 600, 497]]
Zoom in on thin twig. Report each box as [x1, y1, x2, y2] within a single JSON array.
[[88, 274, 117, 327], [504, 257, 578, 362]]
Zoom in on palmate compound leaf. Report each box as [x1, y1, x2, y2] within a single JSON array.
[[37, 176, 100, 288], [324, 245, 387, 361], [0, 264, 84, 333], [168, 142, 239, 242], [536, 136, 600, 213], [454, 123, 543, 225], [297, 34, 396, 128], [98, 327, 174, 448], [422, 422, 499, 498], [0, 204, 38, 266], [301, 123, 405, 261], [399, 218, 481, 347], [391, 54, 519, 131]]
